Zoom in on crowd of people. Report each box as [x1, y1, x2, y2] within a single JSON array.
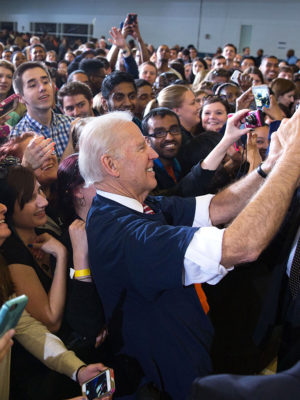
[[1, 13, 300, 400]]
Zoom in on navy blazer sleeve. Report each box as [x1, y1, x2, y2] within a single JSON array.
[[189, 361, 300, 400]]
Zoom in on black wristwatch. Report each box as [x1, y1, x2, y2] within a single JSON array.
[[256, 163, 268, 178]]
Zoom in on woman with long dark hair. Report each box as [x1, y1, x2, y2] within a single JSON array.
[[0, 164, 110, 400]]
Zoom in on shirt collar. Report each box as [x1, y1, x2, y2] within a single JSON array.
[[25, 110, 55, 128], [154, 157, 182, 180], [154, 157, 181, 173], [96, 190, 144, 213]]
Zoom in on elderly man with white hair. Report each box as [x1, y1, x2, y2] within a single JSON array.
[[78, 109, 300, 399]]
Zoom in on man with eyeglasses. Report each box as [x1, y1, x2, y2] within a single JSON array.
[[142, 108, 215, 196], [142, 107, 243, 197]]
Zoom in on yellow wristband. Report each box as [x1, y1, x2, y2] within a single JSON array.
[[74, 268, 91, 278]]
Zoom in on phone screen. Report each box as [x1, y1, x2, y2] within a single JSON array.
[[252, 85, 270, 110], [85, 371, 110, 399]]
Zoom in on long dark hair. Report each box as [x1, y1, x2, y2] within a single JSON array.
[[0, 164, 35, 224], [0, 258, 14, 306], [0, 164, 35, 306], [56, 153, 84, 225]]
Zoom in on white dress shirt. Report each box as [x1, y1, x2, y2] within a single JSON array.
[[96, 190, 232, 286]]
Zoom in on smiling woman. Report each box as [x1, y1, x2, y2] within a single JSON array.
[[0, 192, 110, 400], [0, 60, 14, 101], [157, 84, 201, 136], [0, 203, 11, 246], [270, 78, 296, 117], [200, 96, 230, 133], [0, 163, 67, 333], [0, 60, 26, 127]]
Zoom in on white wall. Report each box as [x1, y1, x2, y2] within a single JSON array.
[[199, 0, 300, 59], [1, 0, 299, 58]]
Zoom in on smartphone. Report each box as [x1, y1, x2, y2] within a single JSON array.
[[120, 13, 137, 30], [0, 295, 28, 337], [231, 70, 241, 84], [0, 94, 19, 118], [252, 85, 270, 110], [128, 13, 137, 24], [82, 369, 115, 400]]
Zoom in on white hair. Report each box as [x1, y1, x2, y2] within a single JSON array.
[[78, 111, 133, 186], [30, 36, 40, 45]]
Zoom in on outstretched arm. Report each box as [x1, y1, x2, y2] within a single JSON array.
[[209, 129, 282, 226], [107, 17, 132, 70], [218, 112, 300, 267], [130, 15, 149, 64]]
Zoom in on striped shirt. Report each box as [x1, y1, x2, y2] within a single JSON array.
[[10, 111, 73, 158]]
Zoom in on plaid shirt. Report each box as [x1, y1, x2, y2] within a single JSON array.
[[10, 111, 73, 158]]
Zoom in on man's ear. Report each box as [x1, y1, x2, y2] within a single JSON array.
[[18, 93, 26, 105], [101, 96, 108, 112], [101, 154, 120, 177]]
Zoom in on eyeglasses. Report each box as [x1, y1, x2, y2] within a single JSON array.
[[148, 125, 182, 139]]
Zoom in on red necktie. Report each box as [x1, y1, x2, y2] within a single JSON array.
[[142, 203, 155, 215]]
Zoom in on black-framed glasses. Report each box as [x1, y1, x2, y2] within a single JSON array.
[[148, 125, 182, 139]]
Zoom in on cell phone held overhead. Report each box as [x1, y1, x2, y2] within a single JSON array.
[[0, 93, 19, 118], [252, 85, 270, 110], [128, 13, 137, 25], [0, 295, 28, 337], [120, 13, 137, 30], [82, 369, 115, 400]]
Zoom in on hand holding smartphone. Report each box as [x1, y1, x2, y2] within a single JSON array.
[[82, 369, 115, 399], [120, 13, 138, 34], [0, 295, 28, 338], [252, 85, 270, 110]]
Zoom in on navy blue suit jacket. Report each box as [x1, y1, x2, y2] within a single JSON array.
[[254, 190, 300, 345], [190, 361, 300, 400], [86, 194, 214, 400]]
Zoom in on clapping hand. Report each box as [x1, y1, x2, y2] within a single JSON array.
[[22, 135, 55, 170]]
